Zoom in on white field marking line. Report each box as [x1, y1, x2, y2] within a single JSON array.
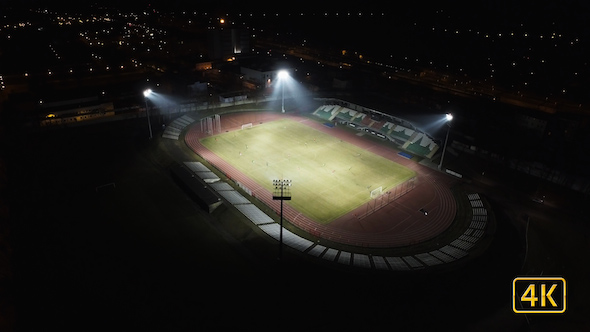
[[383, 211, 416, 232], [213, 120, 408, 211]]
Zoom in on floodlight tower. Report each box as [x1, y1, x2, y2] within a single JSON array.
[[438, 113, 453, 171], [277, 70, 289, 113], [143, 89, 153, 139], [272, 179, 292, 260]]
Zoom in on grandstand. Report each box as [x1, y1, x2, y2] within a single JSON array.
[[169, 163, 222, 213], [313, 104, 340, 121], [389, 124, 414, 142], [402, 132, 439, 159], [312, 99, 440, 159], [162, 114, 196, 140]]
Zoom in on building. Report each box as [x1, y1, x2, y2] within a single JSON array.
[[240, 65, 276, 88], [240, 60, 292, 89], [207, 27, 250, 60], [218, 91, 248, 104]]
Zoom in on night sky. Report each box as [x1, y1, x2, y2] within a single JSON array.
[[3, 0, 590, 102]]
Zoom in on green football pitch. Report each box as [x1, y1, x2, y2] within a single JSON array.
[[200, 119, 416, 224]]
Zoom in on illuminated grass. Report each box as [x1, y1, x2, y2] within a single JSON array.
[[200, 119, 416, 224]]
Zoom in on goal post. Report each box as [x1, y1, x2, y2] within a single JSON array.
[[241, 122, 253, 130], [370, 186, 383, 199]]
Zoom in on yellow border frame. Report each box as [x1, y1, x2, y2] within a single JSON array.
[[513, 277, 566, 313]]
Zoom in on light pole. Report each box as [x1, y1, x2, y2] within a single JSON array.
[[143, 89, 153, 139], [272, 179, 292, 260], [438, 113, 453, 171], [277, 70, 288, 113]]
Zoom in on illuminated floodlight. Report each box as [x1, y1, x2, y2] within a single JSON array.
[[269, 68, 310, 114], [438, 113, 453, 170], [143, 89, 153, 139], [277, 70, 289, 80], [277, 70, 289, 112]]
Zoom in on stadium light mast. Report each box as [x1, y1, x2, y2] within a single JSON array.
[[143, 88, 153, 139], [277, 70, 288, 113], [438, 113, 453, 171], [272, 179, 292, 260]]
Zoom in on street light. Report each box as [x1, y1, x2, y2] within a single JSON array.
[[438, 113, 453, 171], [272, 179, 292, 260], [277, 70, 288, 113], [143, 89, 153, 139]]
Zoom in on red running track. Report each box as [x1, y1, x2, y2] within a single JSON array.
[[185, 112, 457, 248]]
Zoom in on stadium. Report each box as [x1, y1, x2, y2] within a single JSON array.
[[161, 96, 494, 271]]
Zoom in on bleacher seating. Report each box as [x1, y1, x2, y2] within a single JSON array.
[[369, 120, 387, 132], [313, 105, 334, 121], [372, 256, 390, 270], [353, 254, 372, 268], [163, 114, 196, 140], [312, 103, 443, 160], [470, 199, 484, 208], [334, 107, 356, 122], [353, 113, 371, 126], [184, 161, 220, 183], [405, 142, 432, 156], [439, 245, 468, 259], [467, 193, 481, 200], [379, 122, 395, 135], [401, 132, 440, 158], [392, 125, 415, 139], [473, 208, 487, 216], [258, 224, 314, 252], [235, 204, 275, 225], [218, 190, 251, 205], [386, 257, 410, 270], [307, 244, 327, 257], [322, 248, 339, 261], [415, 252, 444, 266], [402, 256, 424, 269], [451, 239, 476, 251], [338, 251, 351, 264], [429, 250, 456, 263]]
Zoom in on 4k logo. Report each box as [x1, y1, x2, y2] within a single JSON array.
[[513, 277, 566, 313]]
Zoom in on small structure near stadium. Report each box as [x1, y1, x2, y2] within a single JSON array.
[[169, 163, 222, 213]]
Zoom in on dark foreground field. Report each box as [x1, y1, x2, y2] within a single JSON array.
[[7, 116, 587, 331]]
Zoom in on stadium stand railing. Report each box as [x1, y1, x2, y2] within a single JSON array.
[[312, 101, 441, 159]]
